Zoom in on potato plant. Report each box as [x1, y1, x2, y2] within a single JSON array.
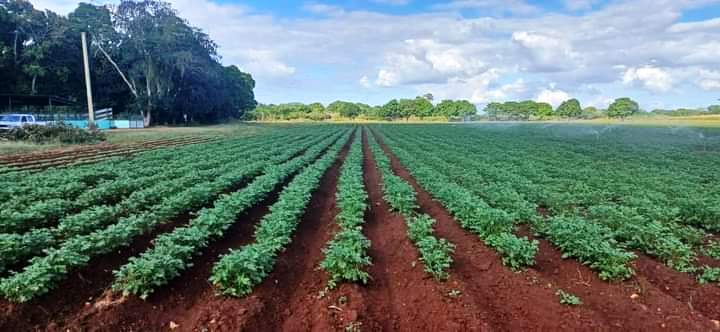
[[320, 135, 372, 288], [210, 130, 352, 297]]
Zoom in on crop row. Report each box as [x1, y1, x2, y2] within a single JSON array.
[[0, 127, 344, 302], [210, 129, 353, 297], [394, 128, 705, 273], [0, 134, 297, 232], [371, 129, 538, 271], [0, 127, 297, 203], [380, 126, 715, 280], [319, 134, 372, 288], [112, 129, 349, 299], [0, 133, 313, 273], [366, 130, 454, 280], [381, 128, 636, 279]]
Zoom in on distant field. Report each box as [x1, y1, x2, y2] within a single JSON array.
[[1, 123, 719, 331], [579, 114, 720, 127]]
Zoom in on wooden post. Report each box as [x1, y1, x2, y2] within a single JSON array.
[[81, 32, 95, 126]]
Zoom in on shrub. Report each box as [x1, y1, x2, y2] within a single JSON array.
[[1, 122, 106, 144]]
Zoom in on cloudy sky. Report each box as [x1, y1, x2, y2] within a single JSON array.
[[33, 0, 720, 109]]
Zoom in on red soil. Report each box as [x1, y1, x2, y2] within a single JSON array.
[[0, 212, 195, 332], [358, 129, 492, 331]]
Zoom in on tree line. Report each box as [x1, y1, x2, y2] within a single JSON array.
[[484, 97, 645, 120], [247, 96, 477, 121], [485, 98, 720, 120], [0, 0, 256, 126]]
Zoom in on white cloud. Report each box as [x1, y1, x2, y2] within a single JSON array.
[[667, 17, 720, 33], [511, 31, 579, 72], [374, 39, 487, 87], [536, 89, 571, 107], [622, 65, 673, 92], [696, 69, 720, 91], [359, 76, 372, 88], [230, 49, 296, 78]]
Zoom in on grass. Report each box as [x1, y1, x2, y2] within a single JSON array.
[[0, 141, 63, 155], [0, 122, 270, 155]]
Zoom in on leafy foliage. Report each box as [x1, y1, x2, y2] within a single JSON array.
[[0, 128, 344, 302], [697, 266, 720, 284], [556, 289, 582, 305], [376, 130, 538, 270], [703, 241, 720, 260], [1, 123, 106, 144], [406, 215, 455, 280], [210, 130, 351, 297], [112, 130, 347, 299], [0, 0, 256, 126], [320, 136, 372, 288]]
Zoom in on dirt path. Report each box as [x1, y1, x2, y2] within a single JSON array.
[[520, 227, 717, 330], [353, 129, 493, 332], [634, 255, 720, 322]]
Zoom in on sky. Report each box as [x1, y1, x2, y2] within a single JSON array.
[[31, 0, 720, 110]]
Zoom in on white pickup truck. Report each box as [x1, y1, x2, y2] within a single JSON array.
[[0, 114, 47, 130]]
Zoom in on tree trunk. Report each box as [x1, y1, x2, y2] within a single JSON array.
[[13, 31, 18, 64], [143, 109, 152, 127], [31, 75, 37, 95]]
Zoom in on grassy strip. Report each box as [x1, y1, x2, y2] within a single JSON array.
[[210, 129, 352, 297], [319, 135, 372, 288]]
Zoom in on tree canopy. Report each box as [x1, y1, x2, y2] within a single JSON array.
[[0, 0, 256, 126], [245, 97, 477, 121], [556, 99, 582, 118], [607, 97, 640, 118]]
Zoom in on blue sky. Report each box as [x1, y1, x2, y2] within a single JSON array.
[[36, 0, 720, 110]]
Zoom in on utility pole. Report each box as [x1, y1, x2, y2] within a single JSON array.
[[81, 32, 95, 126]]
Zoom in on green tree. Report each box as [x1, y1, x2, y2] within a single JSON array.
[[607, 97, 640, 118], [556, 99, 582, 118], [581, 106, 602, 119], [381, 99, 401, 119], [415, 97, 434, 118], [535, 102, 554, 118], [437, 100, 476, 119], [327, 101, 361, 119]]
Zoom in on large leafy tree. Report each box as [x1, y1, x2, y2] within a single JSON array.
[[607, 97, 639, 118], [556, 99, 582, 118], [436, 99, 476, 118]]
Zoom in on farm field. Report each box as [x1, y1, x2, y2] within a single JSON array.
[[1, 123, 719, 331]]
